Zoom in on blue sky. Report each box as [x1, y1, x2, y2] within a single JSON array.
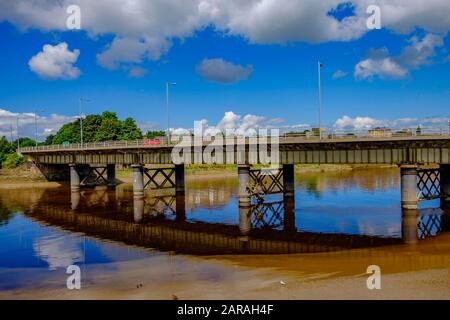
[[0, 0, 449, 140]]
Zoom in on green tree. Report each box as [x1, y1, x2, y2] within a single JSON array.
[[2, 153, 25, 168], [119, 117, 143, 140], [44, 134, 54, 145], [82, 114, 103, 142], [15, 137, 36, 147], [94, 111, 121, 141], [0, 136, 14, 168], [52, 120, 80, 144], [145, 130, 166, 139]]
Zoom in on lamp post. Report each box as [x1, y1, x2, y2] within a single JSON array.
[[16, 117, 20, 150], [79, 98, 91, 147], [317, 61, 324, 140], [166, 81, 176, 145], [34, 109, 45, 147]]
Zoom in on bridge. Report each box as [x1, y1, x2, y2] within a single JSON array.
[[18, 134, 450, 211]]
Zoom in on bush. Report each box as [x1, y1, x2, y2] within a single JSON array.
[[2, 153, 25, 169]]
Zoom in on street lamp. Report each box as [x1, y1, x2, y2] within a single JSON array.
[[34, 109, 45, 147], [317, 61, 324, 140], [166, 81, 176, 144], [16, 117, 20, 150], [79, 97, 91, 147]]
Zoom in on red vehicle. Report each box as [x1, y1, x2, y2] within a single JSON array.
[[143, 138, 161, 146]]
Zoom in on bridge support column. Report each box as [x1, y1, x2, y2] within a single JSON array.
[[440, 164, 450, 208], [283, 197, 296, 232], [238, 165, 251, 206], [133, 197, 144, 223], [402, 209, 419, 245], [132, 164, 144, 199], [283, 164, 295, 198], [71, 190, 80, 210], [239, 205, 251, 236], [175, 164, 185, 196], [401, 165, 418, 210], [107, 164, 116, 189], [69, 164, 80, 192], [176, 193, 186, 221]]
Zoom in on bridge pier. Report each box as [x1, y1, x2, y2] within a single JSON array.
[[69, 164, 80, 192], [441, 164, 450, 208], [283, 164, 295, 198], [402, 209, 419, 245], [176, 193, 186, 221], [238, 165, 251, 206], [132, 164, 144, 199], [283, 197, 296, 232], [133, 197, 144, 223], [175, 164, 185, 196], [401, 165, 418, 210], [70, 189, 80, 210], [239, 205, 251, 236], [107, 164, 116, 189]]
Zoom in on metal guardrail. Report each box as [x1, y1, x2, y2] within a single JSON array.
[[17, 128, 450, 153]]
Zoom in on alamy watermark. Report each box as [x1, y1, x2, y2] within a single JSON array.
[[66, 264, 81, 290], [366, 265, 381, 290], [171, 121, 279, 167], [66, 5, 81, 30]]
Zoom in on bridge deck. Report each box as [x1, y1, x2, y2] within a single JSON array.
[[18, 135, 450, 165]]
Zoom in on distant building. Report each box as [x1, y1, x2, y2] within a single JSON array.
[[311, 127, 326, 137], [393, 128, 413, 137], [368, 127, 392, 138]]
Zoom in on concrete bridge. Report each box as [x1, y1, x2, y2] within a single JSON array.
[[19, 134, 450, 210]]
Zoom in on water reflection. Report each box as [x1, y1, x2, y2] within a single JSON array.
[[1, 168, 450, 261]]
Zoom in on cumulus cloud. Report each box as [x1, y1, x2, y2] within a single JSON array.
[[354, 56, 408, 80], [334, 115, 450, 131], [96, 37, 171, 71], [28, 42, 81, 80], [332, 70, 348, 79], [196, 58, 253, 84], [354, 33, 444, 80], [0, 108, 76, 141], [172, 111, 285, 136], [4, 1, 450, 74]]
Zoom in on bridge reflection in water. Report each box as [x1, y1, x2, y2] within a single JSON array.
[[20, 187, 450, 255]]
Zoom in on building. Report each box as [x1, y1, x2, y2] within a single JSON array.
[[368, 127, 392, 138]]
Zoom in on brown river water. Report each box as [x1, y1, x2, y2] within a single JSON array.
[[1, 167, 450, 299]]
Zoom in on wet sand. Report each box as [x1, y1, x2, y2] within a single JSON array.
[[2, 234, 450, 300]]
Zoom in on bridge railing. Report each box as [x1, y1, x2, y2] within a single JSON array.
[[17, 127, 450, 153]]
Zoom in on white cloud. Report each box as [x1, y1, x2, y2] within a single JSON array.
[[396, 33, 444, 68], [172, 111, 285, 136], [334, 115, 450, 131], [354, 33, 444, 80], [0, 108, 76, 141], [4, 0, 450, 75], [332, 70, 347, 79], [354, 56, 408, 80], [96, 37, 171, 71], [28, 42, 81, 80], [196, 58, 253, 84]]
